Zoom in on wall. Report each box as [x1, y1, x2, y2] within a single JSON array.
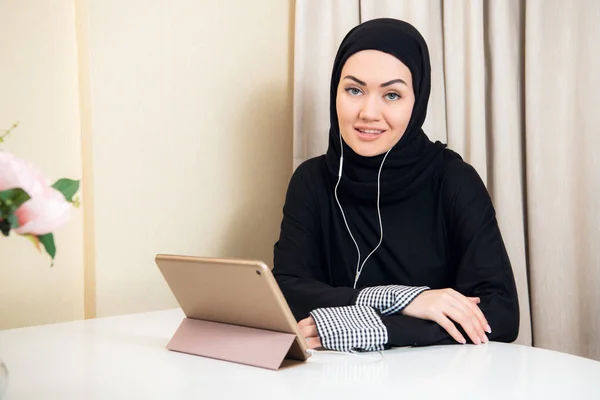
[[0, 0, 294, 327], [0, 1, 85, 329], [85, 0, 294, 317]]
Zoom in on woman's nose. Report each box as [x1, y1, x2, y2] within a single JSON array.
[[359, 96, 381, 121]]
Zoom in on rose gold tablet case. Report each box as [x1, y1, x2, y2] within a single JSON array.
[[155, 254, 310, 370]]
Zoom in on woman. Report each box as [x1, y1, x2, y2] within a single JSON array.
[[273, 18, 519, 352]]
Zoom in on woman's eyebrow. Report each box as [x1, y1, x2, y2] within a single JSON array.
[[343, 75, 407, 87], [343, 75, 366, 85], [381, 78, 407, 87]]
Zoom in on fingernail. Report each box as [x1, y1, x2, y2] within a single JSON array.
[[476, 338, 481, 345], [461, 338, 467, 344], [486, 325, 492, 334], [482, 335, 488, 343]]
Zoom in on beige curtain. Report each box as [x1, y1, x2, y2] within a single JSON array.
[[293, 0, 600, 360], [524, 0, 600, 360], [293, 0, 359, 169]]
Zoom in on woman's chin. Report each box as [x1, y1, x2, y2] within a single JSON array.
[[342, 131, 403, 158], [350, 144, 387, 157]]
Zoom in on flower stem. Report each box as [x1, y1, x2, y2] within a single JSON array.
[[0, 121, 20, 143]]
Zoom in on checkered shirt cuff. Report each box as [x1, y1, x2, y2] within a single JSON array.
[[356, 285, 429, 316], [309, 305, 388, 352]]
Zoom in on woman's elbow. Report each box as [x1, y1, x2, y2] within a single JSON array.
[[491, 299, 520, 343], [494, 318, 519, 343]]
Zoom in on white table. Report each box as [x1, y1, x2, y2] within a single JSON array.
[[1, 309, 599, 399]]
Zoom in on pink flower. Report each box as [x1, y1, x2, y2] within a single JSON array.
[[0, 151, 72, 236], [0, 150, 38, 192]]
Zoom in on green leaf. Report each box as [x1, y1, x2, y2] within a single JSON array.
[[0, 188, 31, 207], [38, 233, 56, 262], [52, 179, 80, 202], [0, 188, 31, 208], [7, 213, 18, 229]]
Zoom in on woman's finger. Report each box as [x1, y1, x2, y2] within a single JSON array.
[[447, 293, 487, 342], [462, 298, 491, 334], [301, 325, 318, 339], [433, 314, 466, 344], [306, 337, 322, 349], [451, 292, 491, 335], [298, 316, 314, 329], [444, 303, 484, 345], [454, 302, 487, 344]]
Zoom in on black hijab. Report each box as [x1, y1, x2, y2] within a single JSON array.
[[325, 18, 451, 203]]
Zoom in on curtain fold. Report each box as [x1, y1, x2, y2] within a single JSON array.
[[479, 0, 532, 349], [293, 1, 360, 169]]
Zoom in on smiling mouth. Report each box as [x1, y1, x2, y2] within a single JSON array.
[[355, 128, 385, 134], [356, 128, 383, 135], [354, 128, 386, 142]]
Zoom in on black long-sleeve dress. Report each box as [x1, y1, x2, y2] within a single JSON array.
[[273, 151, 520, 347]]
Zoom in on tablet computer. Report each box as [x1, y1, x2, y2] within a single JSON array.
[[155, 254, 310, 369]]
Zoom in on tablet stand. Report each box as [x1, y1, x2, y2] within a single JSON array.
[[166, 317, 303, 370]]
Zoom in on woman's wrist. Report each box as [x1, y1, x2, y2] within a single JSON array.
[[355, 285, 430, 315], [309, 305, 388, 352]]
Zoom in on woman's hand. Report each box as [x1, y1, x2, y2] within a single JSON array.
[[298, 316, 322, 349], [402, 288, 492, 345]]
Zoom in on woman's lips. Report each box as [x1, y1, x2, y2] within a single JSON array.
[[355, 128, 385, 141]]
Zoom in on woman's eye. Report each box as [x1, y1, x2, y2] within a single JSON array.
[[385, 92, 401, 101], [346, 87, 362, 96]]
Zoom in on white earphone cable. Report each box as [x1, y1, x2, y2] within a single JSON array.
[[334, 131, 392, 289], [355, 147, 391, 287]]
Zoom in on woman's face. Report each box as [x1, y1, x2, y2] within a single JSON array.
[[336, 50, 415, 157]]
